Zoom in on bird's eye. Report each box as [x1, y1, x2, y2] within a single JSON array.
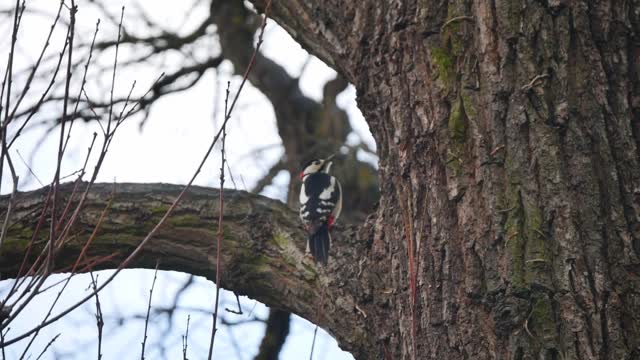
[[314, 161, 320, 165]]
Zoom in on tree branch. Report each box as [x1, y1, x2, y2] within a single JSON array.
[[250, 0, 354, 78], [0, 182, 373, 357], [253, 309, 290, 360]]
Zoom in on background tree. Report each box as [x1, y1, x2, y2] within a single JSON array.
[[3, 0, 640, 359]]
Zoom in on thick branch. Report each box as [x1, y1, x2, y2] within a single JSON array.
[[0, 182, 372, 357], [250, 0, 355, 79]]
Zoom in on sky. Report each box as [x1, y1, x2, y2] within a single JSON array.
[[0, 1, 376, 359]]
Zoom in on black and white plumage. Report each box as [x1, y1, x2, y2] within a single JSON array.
[[299, 155, 342, 266]]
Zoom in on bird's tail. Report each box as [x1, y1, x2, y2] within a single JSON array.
[[309, 223, 331, 266]]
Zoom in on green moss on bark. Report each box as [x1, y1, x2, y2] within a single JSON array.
[[167, 214, 202, 227], [449, 96, 468, 141], [432, 47, 455, 85]]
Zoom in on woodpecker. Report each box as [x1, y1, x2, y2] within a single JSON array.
[[299, 155, 342, 266]]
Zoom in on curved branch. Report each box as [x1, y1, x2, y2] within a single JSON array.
[[249, 0, 352, 77], [0, 182, 373, 357]]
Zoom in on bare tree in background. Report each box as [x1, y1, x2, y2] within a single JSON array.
[[4, 0, 640, 359]]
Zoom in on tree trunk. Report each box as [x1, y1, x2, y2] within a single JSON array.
[[254, 0, 640, 358]]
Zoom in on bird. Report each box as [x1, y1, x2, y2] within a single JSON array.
[[299, 154, 342, 266]]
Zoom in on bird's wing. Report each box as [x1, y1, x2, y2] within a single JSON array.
[[300, 173, 339, 233]]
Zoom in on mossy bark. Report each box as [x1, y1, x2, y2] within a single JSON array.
[[0, 183, 373, 356]]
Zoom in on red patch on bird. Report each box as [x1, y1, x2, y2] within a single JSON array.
[[328, 215, 335, 229], [299, 171, 305, 180]]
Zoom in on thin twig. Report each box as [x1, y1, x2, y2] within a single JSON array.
[[0, 0, 270, 346], [309, 325, 319, 360], [48, 0, 77, 276], [140, 261, 160, 360], [225, 292, 243, 314], [7, 0, 65, 124], [309, 287, 328, 360], [207, 80, 230, 360], [20, 178, 110, 360], [106, 7, 125, 137], [182, 315, 190, 360], [7, 24, 72, 149], [0, 326, 6, 359], [205, 0, 273, 356], [0, 0, 25, 252], [1, 187, 52, 306], [16, 149, 44, 186], [3, 127, 95, 325], [62, 18, 101, 155], [34, 333, 60, 360], [0, 0, 24, 127], [0, 157, 18, 251], [89, 273, 104, 360]]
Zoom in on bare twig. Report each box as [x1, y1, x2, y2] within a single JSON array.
[[0, 326, 6, 359], [182, 315, 190, 360], [0, 157, 18, 251], [309, 325, 319, 360], [19, 176, 110, 360], [141, 262, 160, 360], [89, 273, 104, 360], [106, 7, 125, 137], [1, 187, 52, 306], [34, 333, 60, 360], [62, 18, 101, 155], [49, 0, 77, 275], [7, 24, 71, 149], [1, 0, 25, 126], [16, 149, 44, 186], [225, 292, 243, 314], [0, 0, 271, 346], [0, 0, 25, 251], [205, 0, 273, 356], [207, 80, 230, 360], [7, 1, 64, 124]]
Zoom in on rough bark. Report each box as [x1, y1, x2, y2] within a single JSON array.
[[252, 0, 640, 359]]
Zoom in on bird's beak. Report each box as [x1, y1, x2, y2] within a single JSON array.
[[326, 153, 336, 161]]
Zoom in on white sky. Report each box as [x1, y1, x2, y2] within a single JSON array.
[[0, 0, 377, 359]]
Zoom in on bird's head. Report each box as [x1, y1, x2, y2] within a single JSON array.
[[299, 154, 335, 179]]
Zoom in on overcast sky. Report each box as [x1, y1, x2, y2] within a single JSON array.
[[0, 1, 376, 359]]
